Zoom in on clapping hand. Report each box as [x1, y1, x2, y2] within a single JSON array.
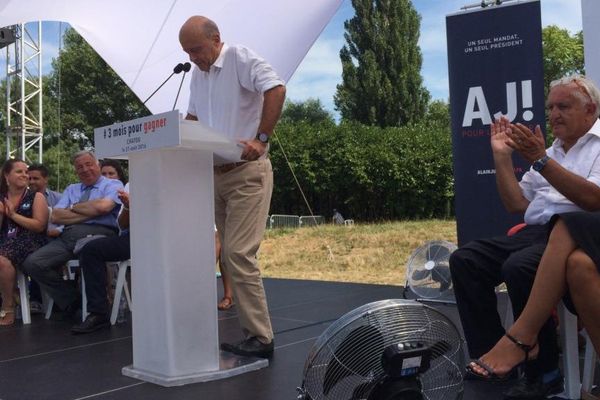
[[490, 116, 514, 156], [505, 123, 546, 163], [3, 198, 15, 218], [117, 189, 130, 209]]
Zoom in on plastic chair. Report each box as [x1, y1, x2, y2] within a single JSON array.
[[67, 259, 131, 325], [16, 271, 31, 324], [581, 330, 598, 399], [557, 302, 582, 400]]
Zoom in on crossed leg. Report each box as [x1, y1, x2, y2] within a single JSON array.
[[469, 219, 576, 377], [566, 249, 600, 355]]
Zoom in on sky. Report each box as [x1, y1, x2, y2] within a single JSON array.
[[1, 0, 584, 119], [286, 0, 583, 117]]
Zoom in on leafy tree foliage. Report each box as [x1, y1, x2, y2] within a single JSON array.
[[542, 25, 584, 94], [45, 28, 148, 144], [334, 0, 430, 127], [280, 98, 335, 126], [425, 100, 450, 128], [270, 120, 453, 220]]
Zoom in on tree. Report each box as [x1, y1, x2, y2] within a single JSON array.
[[280, 98, 335, 126], [334, 0, 430, 127], [426, 100, 450, 128], [45, 28, 148, 144], [542, 26, 584, 93]]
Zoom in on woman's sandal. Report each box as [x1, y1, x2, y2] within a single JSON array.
[[217, 296, 234, 311], [0, 308, 16, 326], [465, 333, 537, 381]]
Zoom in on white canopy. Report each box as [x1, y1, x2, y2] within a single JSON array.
[[0, 0, 343, 114]]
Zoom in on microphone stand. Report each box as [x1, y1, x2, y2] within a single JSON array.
[[173, 62, 192, 111], [143, 63, 184, 105]]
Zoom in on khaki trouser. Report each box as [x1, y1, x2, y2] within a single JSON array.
[[214, 159, 273, 343]]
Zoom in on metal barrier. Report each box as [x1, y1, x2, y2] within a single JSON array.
[[299, 215, 324, 227], [268, 214, 300, 229]]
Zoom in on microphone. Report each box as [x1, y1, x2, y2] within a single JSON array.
[[143, 63, 185, 105], [172, 62, 192, 111]]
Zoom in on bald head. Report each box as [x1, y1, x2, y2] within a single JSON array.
[[179, 16, 220, 42], [179, 16, 223, 71]]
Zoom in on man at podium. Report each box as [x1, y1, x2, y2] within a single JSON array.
[[179, 16, 286, 358]]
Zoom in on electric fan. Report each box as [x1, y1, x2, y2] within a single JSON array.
[[405, 241, 457, 300], [297, 299, 465, 400]]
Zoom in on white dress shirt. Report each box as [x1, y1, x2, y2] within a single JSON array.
[[187, 43, 285, 142], [520, 118, 600, 224]]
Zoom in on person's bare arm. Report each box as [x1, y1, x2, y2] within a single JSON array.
[[509, 123, 600, 211], [239, 85, 286, 161]]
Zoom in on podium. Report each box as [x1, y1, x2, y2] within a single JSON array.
[[94, 110, 268, 386]]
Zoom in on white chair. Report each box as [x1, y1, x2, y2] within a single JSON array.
[[67, 259, 131, 325], [557, 302, 581, 400], [16, 271, 31, 324], [110, 260, 132, 325], [581, 330, 598, 399]]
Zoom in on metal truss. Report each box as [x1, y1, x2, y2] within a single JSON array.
[[4, 22, 43, 163]]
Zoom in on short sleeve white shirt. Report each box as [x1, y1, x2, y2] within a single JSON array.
[[519, 118, 600, 224], [187, 44, 285, 141]]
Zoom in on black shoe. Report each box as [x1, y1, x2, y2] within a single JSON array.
[[71, 313, 110, 334], [61, 298, 82, 323], [220, 337, 274, 358], [503, 374, 564, 400]]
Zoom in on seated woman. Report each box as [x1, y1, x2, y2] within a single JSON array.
[[0, 159, 49, 326], [100, 159, 127, 184], [468, 211, 600, 379]]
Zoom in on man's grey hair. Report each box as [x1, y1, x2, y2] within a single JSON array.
[[71, 150, 97, 164], [550, 74, 600, 119]]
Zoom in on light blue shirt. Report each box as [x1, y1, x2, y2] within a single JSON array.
[[45, 189, 62, 208], [56, 175, 123, 229]]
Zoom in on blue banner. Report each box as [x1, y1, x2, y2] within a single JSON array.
[[446, 0, 545, 245]]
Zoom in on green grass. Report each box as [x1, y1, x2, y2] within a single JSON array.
[[259, 220, 457, 285]]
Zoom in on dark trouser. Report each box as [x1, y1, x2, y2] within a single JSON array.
[[79, 233, 130, 315], [22, 224, 117, 310], [449, 224, 559, 377], [29, 280, 42, 303]]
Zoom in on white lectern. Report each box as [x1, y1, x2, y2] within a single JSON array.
[[94, 110, 268, 386]]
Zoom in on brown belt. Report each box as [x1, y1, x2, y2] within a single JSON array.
[[213, 161, 247, 174]]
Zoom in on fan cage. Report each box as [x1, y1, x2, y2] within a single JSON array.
[[407, 241, 457, 299], [301, 299, 465, 400]]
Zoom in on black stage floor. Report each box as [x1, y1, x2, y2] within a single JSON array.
[[0, 278, 596, 400]]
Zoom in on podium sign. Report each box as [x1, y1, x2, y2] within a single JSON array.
[[94, 110, 180, 158], [94, 112, 267, 386], [94, 110, 243, 163]]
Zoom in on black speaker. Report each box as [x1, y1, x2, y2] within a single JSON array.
[[0, 27, 16, 48]]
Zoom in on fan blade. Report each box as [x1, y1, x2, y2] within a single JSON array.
[[323, 325, 384, 396], [411, 269, 432, 281], [429, 340, 451, 361], [430, 266, 452, 292], [427, 245, 452, 261]]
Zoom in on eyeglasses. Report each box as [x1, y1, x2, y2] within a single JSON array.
[[570, 78, 593, 103]]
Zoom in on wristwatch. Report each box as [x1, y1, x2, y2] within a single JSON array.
[[255, 132, 269, 144], [532, 155, 551, 172]]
